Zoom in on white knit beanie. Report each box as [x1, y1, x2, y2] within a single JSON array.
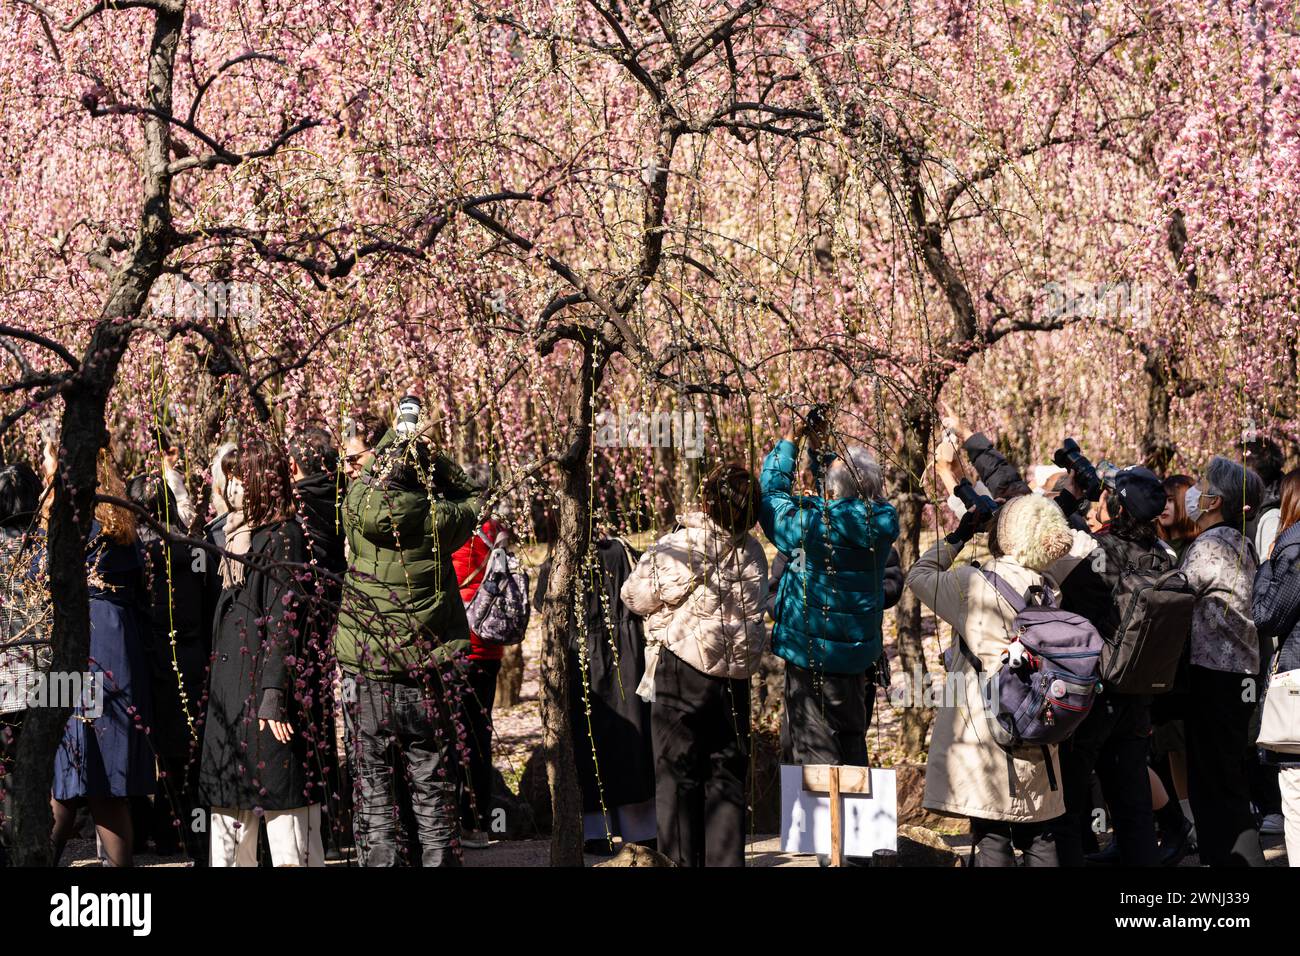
[[994, 494, 1073, 572]]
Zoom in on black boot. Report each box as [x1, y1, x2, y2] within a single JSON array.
[[1158, 818, 1195, 867]]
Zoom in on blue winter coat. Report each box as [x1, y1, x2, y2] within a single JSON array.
[[758, 440, 900, 674]]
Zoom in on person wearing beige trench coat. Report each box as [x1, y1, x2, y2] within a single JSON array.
[[906, 494, 1076, 866]]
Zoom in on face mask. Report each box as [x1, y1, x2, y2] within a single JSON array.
[[1185, 485, 1207, 523], [226, 477, 245, 511]]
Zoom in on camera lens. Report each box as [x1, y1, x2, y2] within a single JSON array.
[[395, 396, 421, 437]]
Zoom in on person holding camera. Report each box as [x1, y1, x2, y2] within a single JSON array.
[[333, 396, 483, 867], [939, 410, 1033, 504], [50, 445, 156, 868], [907, 492, 1076, 866], [1045, 465, 1175, 866], [759, 411, 898, 770], [1179, 455, 1267, 866], [621, 463, 768, 867]]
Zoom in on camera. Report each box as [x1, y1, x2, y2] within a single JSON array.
[[953, 478, 1000, 529], [395, 395, 421, 437], [1052, 437, 1102, 502], [803, 401, 831, 435]]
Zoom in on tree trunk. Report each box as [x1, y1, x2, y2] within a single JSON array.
[[495, 643, 524, 708], [538, 472, 587, 866], [891, 410, 935, 757], [652, 440, 676, 528], [1140, 349, 1175, 473], [10, 4, 183, 866], [536, 346, 601, 866]]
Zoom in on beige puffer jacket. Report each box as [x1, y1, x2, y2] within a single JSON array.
[[906, 539, 1066, 824], [620, 512, 768, 682]]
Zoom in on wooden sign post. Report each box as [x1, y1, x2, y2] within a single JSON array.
[[800, 765, 872, 867]]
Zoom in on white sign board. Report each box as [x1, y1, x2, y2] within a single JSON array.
[[779, 765, 897, 857]]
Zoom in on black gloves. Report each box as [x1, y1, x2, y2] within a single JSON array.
[[945, 507, 984, 547], [1053, 486, 1078, 516]]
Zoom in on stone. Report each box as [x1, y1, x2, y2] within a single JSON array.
[[592, 843, 677, 867], [897, 824, 964, 867], [517, 746, 553, 834], [488, 767, 539, 840]]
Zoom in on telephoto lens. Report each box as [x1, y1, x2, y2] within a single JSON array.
[[1052, 437, 1083, 471], [395, 395, 421, 437], [1053, 436, 1102, 502], [953, 478, 1000, 528]]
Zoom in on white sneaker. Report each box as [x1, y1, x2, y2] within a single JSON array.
[[1260, 813, 1285, 835], [461, 829, 491, 849]]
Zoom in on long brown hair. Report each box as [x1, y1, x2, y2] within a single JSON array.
[[1277, 469, 1300, 546], [95, 445, 137, 545], [1158, 474, 1197, 544], [237, 438, 293, 528]]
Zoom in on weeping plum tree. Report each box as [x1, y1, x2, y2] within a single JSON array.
[[0, 0, 534, 864], [3, 0, 1299, 868]]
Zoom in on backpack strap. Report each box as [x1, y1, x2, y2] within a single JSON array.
[[979, 568, 1029, 613], [955, 633, 984, 674], [460, 528, 502, 588]]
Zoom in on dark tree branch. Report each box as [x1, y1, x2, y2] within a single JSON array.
[[0, 326, 80, 369]]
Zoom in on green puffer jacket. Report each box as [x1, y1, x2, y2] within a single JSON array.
[[333, 432, 482, 678]]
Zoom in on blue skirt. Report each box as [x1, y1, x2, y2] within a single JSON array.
[[52, 598, 156, 800]]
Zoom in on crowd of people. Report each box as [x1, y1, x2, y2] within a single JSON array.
[[0, 395, 1297, 868]]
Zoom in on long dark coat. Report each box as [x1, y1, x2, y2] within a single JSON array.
[[199, 520, 323, 811], [552, 537, 656, 813]]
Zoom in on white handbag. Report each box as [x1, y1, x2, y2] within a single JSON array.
[[1257, 667, 1300, 754]]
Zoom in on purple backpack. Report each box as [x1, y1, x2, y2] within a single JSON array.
[[959, 569, 1103, 749]]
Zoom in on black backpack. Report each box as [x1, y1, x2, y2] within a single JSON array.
[[1099, 552, 1195, 694]]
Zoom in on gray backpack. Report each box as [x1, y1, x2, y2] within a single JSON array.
[[1100, 554, 1196, 694], [464, 530, 530, 646], [961, 569, 1103, 749]]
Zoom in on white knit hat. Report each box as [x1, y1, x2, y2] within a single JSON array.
[[994, 494, 1073, 572]]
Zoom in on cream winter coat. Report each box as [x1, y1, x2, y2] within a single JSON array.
[[620, 512, 768, 683], [906, 539, 1066, 823]]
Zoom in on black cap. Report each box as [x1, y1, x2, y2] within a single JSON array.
[[1113, 466, 1167, 522]]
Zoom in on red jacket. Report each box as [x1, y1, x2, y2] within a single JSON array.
[[453, 518, 506, 661]]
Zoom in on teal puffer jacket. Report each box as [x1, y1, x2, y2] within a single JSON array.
[[758, 439, 900, 675]]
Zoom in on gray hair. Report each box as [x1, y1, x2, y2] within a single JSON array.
[[825, 446, 883, 500], [1204, 455, 1263, 529]]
